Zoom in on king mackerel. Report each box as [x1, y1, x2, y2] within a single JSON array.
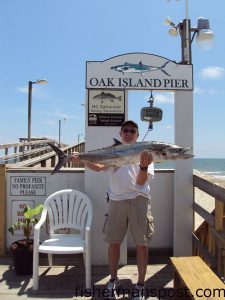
[[48, 140, 193, 175]]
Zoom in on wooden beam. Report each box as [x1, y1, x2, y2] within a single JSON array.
[[192, 233, 217, 269], [170, 256, 225, 300], [0, 165, 6, 256], [193, 202, 215, 228]]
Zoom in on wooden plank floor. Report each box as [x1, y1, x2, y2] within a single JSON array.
[[0, 255, 174, 300]]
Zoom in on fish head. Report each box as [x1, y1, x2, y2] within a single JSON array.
[[163, 147, 194, 160], [146, 142, 194, 161]]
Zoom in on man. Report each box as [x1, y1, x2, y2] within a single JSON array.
[[72, 120, 154, 300]]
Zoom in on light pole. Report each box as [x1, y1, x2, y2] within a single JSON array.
[[58, 118, 66, 147], [28, 79, 48, 143], [77, 133, 83, 143], [164, 1, 214, 64]]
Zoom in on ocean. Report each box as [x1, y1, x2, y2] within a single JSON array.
[[155, 158, 225, 180], [1, 158, 225, 180]]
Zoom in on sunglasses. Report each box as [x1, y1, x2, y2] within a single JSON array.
[[122, 128, 137, 134]]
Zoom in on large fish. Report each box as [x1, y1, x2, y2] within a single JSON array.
[[48, 140, 193, 175]]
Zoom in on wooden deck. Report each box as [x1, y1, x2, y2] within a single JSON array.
[[0, 255, 174, 300]]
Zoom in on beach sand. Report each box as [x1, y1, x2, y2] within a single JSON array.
[[194, 187, 215, 230]]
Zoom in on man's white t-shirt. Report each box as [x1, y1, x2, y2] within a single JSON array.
[[107, 163, 154, 201]]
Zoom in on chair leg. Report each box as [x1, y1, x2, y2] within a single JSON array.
[[33, 248, 39, 290], [85, 249, 91, 289], [48, 253, 53, 267]]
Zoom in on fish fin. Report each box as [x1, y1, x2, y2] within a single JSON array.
[[161, 60, 170, 68], [48, 143, 68, 175], [113, 138, 122, 145], [161, 69, 171, 77]]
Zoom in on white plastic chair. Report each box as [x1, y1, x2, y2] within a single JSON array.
[[33, 189, 93, 290]]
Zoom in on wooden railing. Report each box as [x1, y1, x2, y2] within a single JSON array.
[[193, 170, 225, 279], [4, 141, 85, 169], [0, 139, 62, 164]]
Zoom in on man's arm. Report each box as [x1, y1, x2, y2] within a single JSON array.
[[71, 153, 108, 172], [85, 162, 109, 172]]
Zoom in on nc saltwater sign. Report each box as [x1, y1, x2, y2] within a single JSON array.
[[86, 53, 193, 91], [88, 89, 125, 126]]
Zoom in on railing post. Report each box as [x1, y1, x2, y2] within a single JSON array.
[[215, 199, 225, 275], [215, 199, 224, 232], [0, 165, 6, 256]]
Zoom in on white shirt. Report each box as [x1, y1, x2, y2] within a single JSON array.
[[107, 163, 154, 201]]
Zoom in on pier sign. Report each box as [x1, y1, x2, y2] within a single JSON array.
[[86, 53, 193, 91], [10, 176, 46, 196]]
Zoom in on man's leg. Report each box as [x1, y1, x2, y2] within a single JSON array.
[[136, 244, 148, 284], [108, 243, 120, 279]]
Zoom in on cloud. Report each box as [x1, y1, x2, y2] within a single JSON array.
[[199, 66, 225, 79], [209, 89, 219, 95], [53, 110, 79, 119], [41, 119, 57, 126], [160, 124, 172, 130], [194, 87, 205, 94], [17, 86, 27, 93], [17, 85, 48, 100], [145, 93, 173, 104], [155, 92, 174, 104]]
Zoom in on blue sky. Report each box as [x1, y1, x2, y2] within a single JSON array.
[[0, 0, 224, 158]]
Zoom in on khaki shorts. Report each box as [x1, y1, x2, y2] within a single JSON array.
[[102, 195, 154, 246]]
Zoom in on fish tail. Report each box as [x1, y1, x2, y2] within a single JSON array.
[[48, 143, 68, 175]]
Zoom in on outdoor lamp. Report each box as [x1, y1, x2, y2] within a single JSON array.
[[28, 79, 48, 143], [164, 15, 214, 64], [164, 16, 178, 36], [195, 17, 214, 50], [35, 79, 48, 85]]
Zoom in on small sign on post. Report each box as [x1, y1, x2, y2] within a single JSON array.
[[11, 200, 35, 235], [88, 89, 125, 126]]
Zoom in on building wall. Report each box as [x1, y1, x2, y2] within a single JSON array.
[[6, 168, 174, 259]]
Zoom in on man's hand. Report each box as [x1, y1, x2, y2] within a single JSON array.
[[140, 151, 153, 168], [70, 152, 80, 163]]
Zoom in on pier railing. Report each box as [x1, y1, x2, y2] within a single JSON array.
[[0, 139, 63, 164], [193, 170, 225, 279], [1, 141, 85, 169]]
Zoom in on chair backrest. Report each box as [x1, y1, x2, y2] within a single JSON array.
[[44, 189, 92, 237]]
